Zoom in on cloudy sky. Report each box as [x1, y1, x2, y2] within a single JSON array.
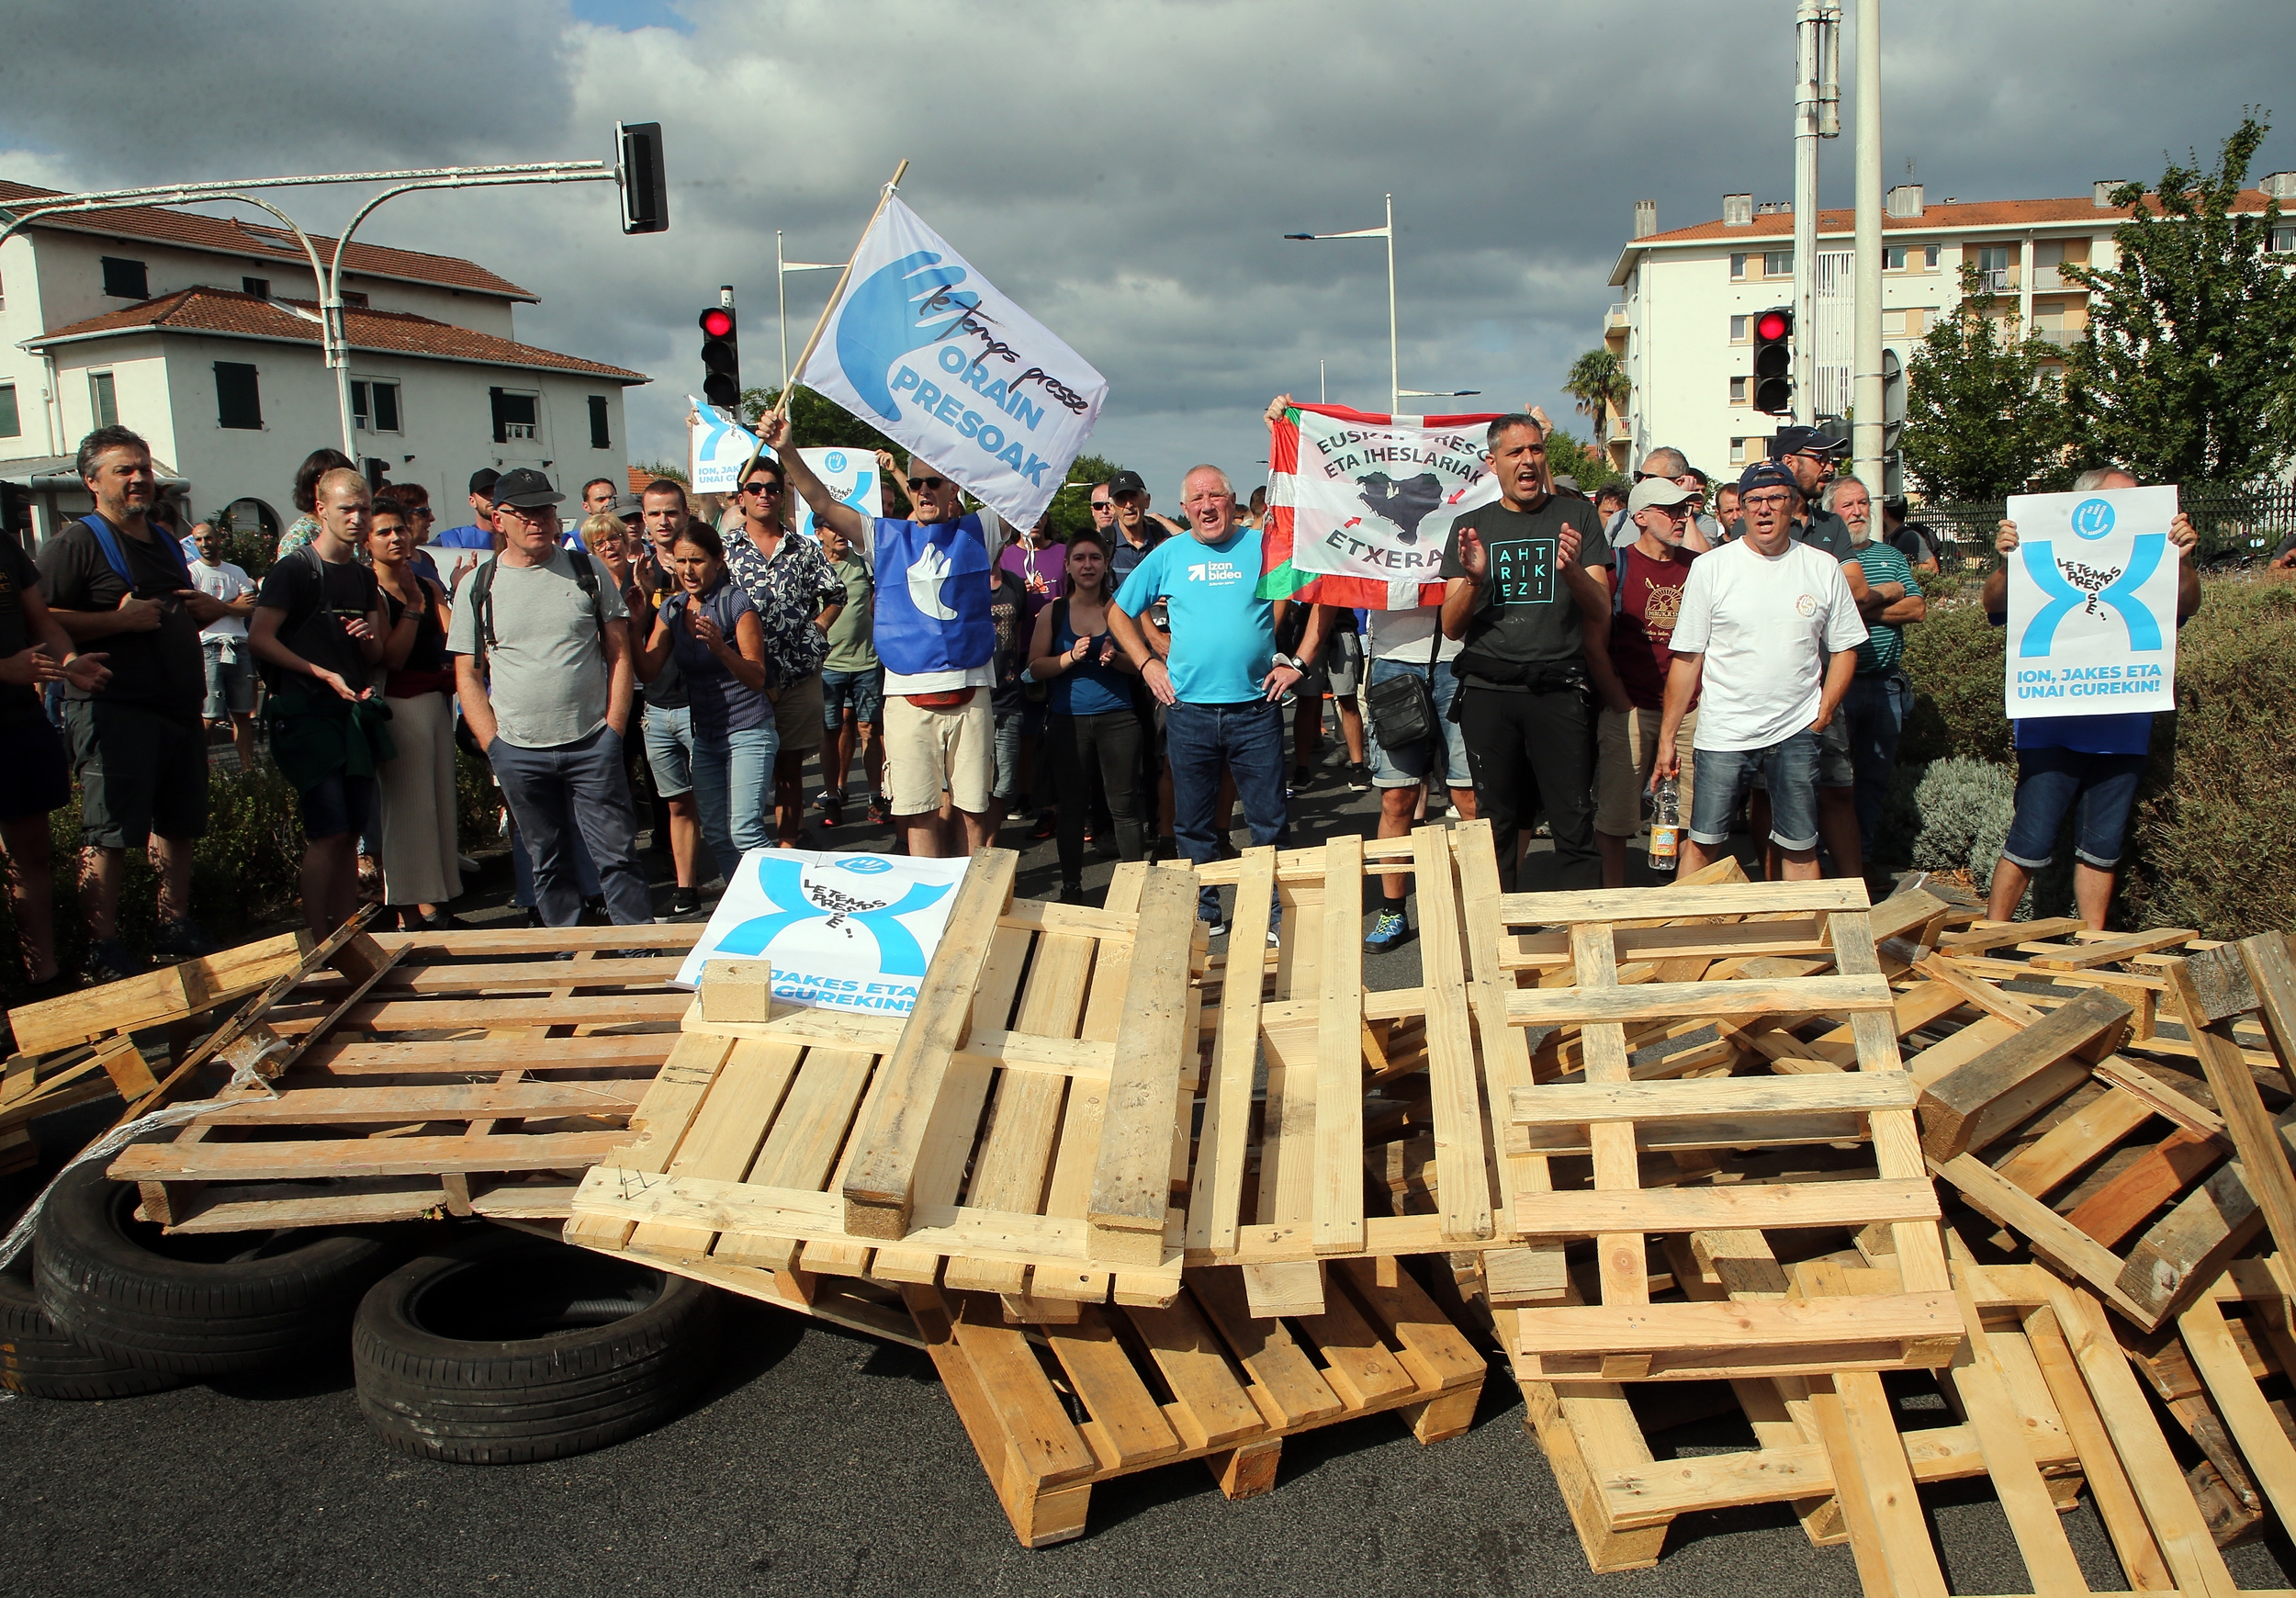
[[4, 0, 2288, 495]]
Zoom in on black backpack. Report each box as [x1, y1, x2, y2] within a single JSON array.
[[467, 547, 607, 673]]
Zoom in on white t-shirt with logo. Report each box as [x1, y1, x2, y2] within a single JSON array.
[[191, 559, 255, 641], [1669, 536, 1866, 750]]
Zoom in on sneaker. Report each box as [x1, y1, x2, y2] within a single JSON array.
[[668, 886, 702, 917], [1363, 908, 1415, 953], [1204, 917, 1230, 940], [523, 906, 546, 928], [1288, 765, 1311, 797], [415, 909, 466, 931], [580, 896, 610, 927], [820, 793, 843, 828], [1345, 761, 1371, 792], [456, 853, 481, 874], [150, 917, 219, 960], [1267, 927, 1282, 948], [83, 937, 143, 986], [1028, 810, 1056, 842], [815, 788, 842, 813], [1059, 879, 1086, 906], [868, 794, 891, 826]]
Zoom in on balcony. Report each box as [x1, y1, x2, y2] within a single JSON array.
[[1975, 267, 2019, 291], [2034, 326, 2085, 347], [2030, 265, 2080, 291], [1606, 302, 1628, 330]]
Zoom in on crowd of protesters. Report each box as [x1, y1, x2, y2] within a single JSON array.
[[0, 400, 2208, 996]]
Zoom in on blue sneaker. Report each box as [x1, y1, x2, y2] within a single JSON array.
[[1363, 908, 1413, 953]]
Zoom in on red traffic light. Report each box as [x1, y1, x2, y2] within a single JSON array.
[[1756, 310, 1790, 343], [700, 308, 735, 339]]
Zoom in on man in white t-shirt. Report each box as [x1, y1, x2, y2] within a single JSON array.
[[188, 522, 259, 769], [1359, 603, 1473, 952], [1654, 459, 1865, 881]]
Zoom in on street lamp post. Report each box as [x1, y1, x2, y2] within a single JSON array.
[[1285, 192, 1399, 415], [776, 231, 842, 400]]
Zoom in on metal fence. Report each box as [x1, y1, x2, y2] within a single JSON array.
[[1917, 484, 2296, 567]]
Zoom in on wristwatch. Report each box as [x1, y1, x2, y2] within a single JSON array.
[[1271, 652, 1303, 672]]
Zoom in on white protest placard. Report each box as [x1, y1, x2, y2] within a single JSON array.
[[795, 195, 1107, 529], [689, 396, 760, 495], [793, 446, 877, 541], [2002, 485, 2180, 718], [674, 848, 971, 1015]]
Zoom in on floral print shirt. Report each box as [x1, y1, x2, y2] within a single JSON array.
[[723, 526, 845, 683]]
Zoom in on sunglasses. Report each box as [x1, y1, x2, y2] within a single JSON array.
[[907, 476, 948, 491], [740, 479, 783, 495], [1089, 500, 1112, 510]]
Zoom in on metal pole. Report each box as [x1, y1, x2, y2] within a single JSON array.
[[1851, 0, 1885, 491], [777, 231, 792, 400], [1319, 359, 1325, 404], [1792, 0, 1822, 427], [1384, 193, 1399, 416]]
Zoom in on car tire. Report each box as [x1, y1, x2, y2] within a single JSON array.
[[351, 1228, 723, 1465], [33, 1160, 406, 1376], [0, 1264, 185, 1400]]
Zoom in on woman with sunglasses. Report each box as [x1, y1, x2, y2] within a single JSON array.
[[636, 519, 776, 882], [1026, 532, 1141, 902], [723, 458, 844, 848]]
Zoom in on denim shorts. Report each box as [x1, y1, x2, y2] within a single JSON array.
[[298, 770, 376, 842], [821, 666, 883, 730], [1690, 730, 1822, 851], [643, 703, 694, 799], [202, 636, 255, 719], [1364, 657, 1469, 789], [2003, 747, 2147, 870]]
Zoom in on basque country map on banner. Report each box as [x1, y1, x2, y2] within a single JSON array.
[[1258, 403, 1501, 608], [2002, 486, 2180, 719], [675, 849, 972, 1016], [794, 196, 1108, 529]]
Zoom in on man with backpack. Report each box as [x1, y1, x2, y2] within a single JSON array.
[[449, 468, 652, 928], [39, 426, 231, 982]]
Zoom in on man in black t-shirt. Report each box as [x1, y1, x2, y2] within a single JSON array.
[[250, 467, 391, 937], [39, 425, 232, 983], [1438, 414, 1612, 891]]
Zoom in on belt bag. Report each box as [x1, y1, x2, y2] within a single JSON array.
[[1366, 626, 1442, 751], [905, 687, 975, 709]]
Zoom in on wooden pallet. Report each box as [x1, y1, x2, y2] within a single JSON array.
[[905, 1257, 1487, 1547], [568, 855, 1209, 1310], [1491, 878, 1958, 1379], [104, 923, 700, 1232], [1914, 942, 2295, 1333], [2137, 1258, 2296, 1547]]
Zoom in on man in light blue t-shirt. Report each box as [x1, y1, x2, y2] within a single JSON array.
[[1109, 464, 1327, 933]]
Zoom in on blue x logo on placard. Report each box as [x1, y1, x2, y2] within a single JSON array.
[[714, 855, 951, 976], [2018, 535, 2167, 657]]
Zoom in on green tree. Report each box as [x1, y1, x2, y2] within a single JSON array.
[[1901, 262, 2067, 502], [1563, 348, 1628, 421], [2061, 114, 2296, 487], [1542, 427, 1622, 493], [1045, 451, 1127, 542]]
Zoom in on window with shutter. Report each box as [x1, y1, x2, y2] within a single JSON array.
[[215, 363, 263, 430], [99, 257, 148, 299], [588, 395, 610, 449]]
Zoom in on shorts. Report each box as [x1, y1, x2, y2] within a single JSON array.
[[1595, 704, 1697, 837], [2002, 747, 2148, 871], [820, 666, 883, 730], [883, 692, 993, 817], [63, 698, 209, 850], [201, 636, 255, 719], [1324, 631, 1362, 696], [1690, 730, 1821, 852], [773, 671, 825, 758], [643, 702, 694, 799], [1364, 657, 1470, 790], [0, 713, 72, 823], [1750, 711, 1852, 792], [993, 709, 1025, 802], [298, 770, 376, 842]]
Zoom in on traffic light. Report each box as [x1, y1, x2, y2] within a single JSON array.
[[700, 294, 739, 410], [1880, 347, 1906, 497], [1752, 306, 1794, 415], [616, 121, 668, 236]]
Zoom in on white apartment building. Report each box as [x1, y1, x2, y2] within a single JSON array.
[[0, 179, 647, 543], [1599, 176, 2296, 486]]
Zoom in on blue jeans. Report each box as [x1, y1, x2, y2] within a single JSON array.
[[1165, 699, 1286, 924], [489, 726, 651, 927], [689, 721, 778, 883], [1842, 672, 1909, 859], [1691, 730, 1822, 852], [2004, 747, 2147, 870], [993, 708, 1026, 803]]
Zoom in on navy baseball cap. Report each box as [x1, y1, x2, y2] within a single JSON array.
[[1770, 425, 1849, 459], [1737, 460, 1797, 496]]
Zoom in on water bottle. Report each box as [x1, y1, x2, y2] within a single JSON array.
[[1649, 775, 1681, 872]]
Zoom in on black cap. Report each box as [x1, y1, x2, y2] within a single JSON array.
[[467, 467, 501, 495], [491, 467, 563, 509], [1106, 469, 1147, 497], [1770, 425, 1850, 459]]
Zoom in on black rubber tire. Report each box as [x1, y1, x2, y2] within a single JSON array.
[[0, 1263, 185, 1400], [351, 1228, 723, 1465], [33, 1159, 407, 1376]]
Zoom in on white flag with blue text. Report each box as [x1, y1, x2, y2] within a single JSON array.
[[688, 396, 759, 496], [795, 196, 1107, 529]]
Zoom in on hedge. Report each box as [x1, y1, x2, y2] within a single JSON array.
[[1889, 568, 2296, 936]]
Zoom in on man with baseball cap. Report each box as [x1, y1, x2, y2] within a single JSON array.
[[450, 467, 652, 928], [1766, 426, 1855, 559], [1654, 459, 1865, 882], [433, 468, 502, 552], [1589, 475, 1705, 886]]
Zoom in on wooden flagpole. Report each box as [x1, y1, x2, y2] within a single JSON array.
[[762, 156, 908, 464]]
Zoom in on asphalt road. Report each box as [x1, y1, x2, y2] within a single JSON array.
[[5, 736, 2292, 1597]]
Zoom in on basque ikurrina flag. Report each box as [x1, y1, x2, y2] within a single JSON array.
[[1256, 402, 1503, 608]]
